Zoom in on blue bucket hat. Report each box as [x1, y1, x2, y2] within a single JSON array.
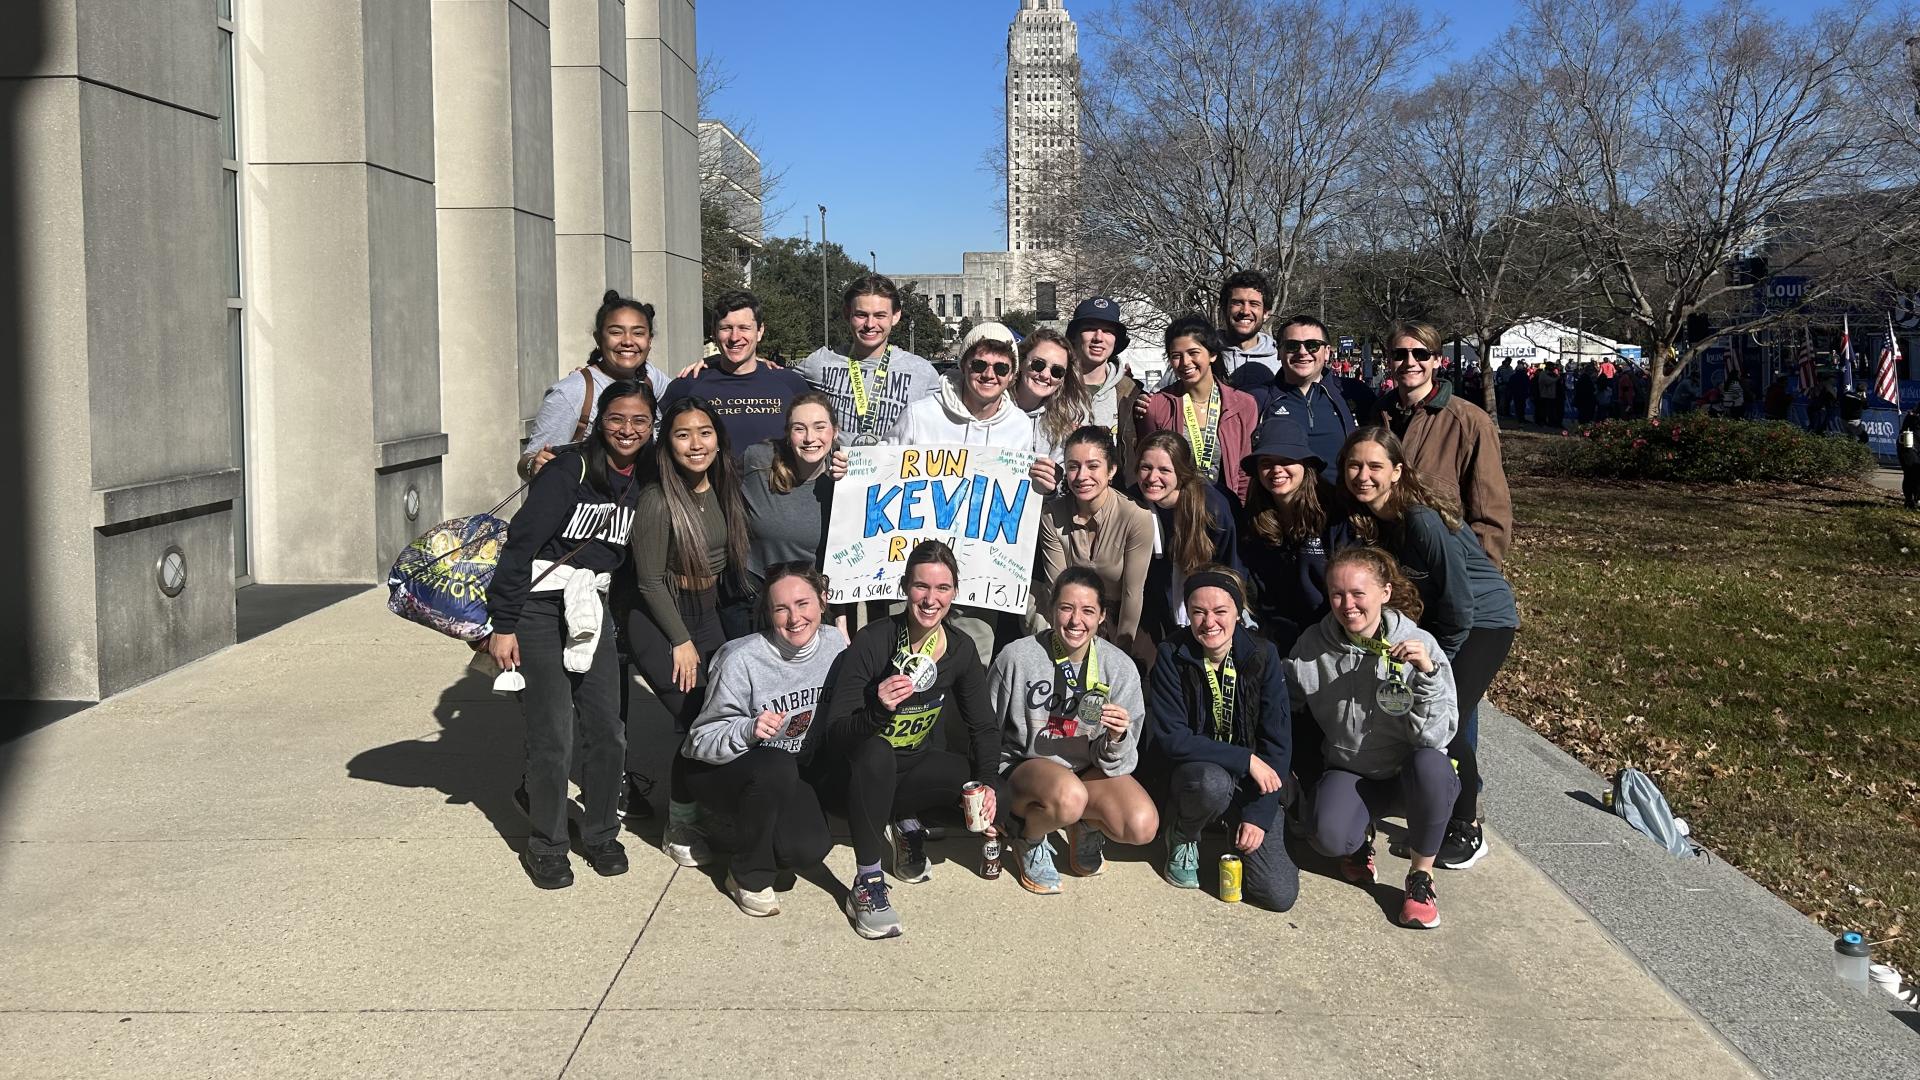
[[1242, 416, 1325, 475]]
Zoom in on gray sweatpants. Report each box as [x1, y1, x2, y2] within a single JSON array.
[[1169, 761, 1299, 911], [1309, 748, 1460, 860]]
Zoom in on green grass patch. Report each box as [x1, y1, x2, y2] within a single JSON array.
[[1497, 433, 1920, 976]]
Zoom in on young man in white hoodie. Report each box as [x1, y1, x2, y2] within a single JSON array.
[[887, 336, 1056, 659]]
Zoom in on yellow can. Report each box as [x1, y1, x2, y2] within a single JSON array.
[[1219, 854, 1243, 903]]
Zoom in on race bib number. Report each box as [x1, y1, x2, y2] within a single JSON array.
[[881, 697, 944, 750]]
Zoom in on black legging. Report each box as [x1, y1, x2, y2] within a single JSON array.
[[822, 736, 973, 867], [626, 586, 727, 803], [683, 747, 831, 890], [1448, 626, 1516, 822]]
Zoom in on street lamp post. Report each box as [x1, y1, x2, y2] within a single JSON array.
[[818, 204, 829, 351], [870, 250, 877, 272]]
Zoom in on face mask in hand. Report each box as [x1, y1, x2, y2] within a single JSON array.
[[493, 669, 526, 695]]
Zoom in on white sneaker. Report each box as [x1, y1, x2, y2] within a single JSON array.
[[726, 871, 779, 917], [661, 822, 713, 867]]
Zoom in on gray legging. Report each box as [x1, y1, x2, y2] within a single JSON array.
[[1310, 748, 1460, 860], [1169, 761, 1299, 911]]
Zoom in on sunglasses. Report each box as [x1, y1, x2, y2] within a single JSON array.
[[968, 359, 1012, 377], [1028, 359, 1068, 379], [1391, 347, 1432, 362], [1282, 339, 1327, 355]]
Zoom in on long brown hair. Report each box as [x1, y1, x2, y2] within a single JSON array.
[[1019, 327, 1092, 446], [1135, 430, 1216, 574], [1337, 426, 1462, 547], [1245, 459, 1330, 546], [768, 391, 838, 495], [654, 397, 749, 592], [1326, 546, 1425, 622]]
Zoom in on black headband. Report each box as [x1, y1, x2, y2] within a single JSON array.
[[1183, 571, 1245, 610]]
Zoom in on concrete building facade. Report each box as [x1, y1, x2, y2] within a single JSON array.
[[896, 252, 1018, 344], [0, 0, 700, 703], [699, 119, 762, 287], [1006, 0, 1079, 299]]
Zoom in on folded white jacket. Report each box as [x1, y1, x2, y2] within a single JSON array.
[[528, 559, 613, 673]]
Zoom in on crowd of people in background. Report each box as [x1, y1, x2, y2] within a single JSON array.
[[479, 271, 1526, 939]]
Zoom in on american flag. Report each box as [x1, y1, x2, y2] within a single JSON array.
[[1877, 315, 1904, 405], [1797, 332, 1815, 392]]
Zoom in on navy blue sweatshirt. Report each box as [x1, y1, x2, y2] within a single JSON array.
[[1239, 518, 1329, 655], [1148, 626, 1292, 830], [487, 451, 639, 635], [658, 362, 810, 458], [1133, 483, 1244, 644], [1243, 377, 1356, 481]]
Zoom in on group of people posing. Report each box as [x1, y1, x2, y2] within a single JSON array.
[[482, 270, 1517, 939]]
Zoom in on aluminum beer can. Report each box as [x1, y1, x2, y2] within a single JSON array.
[[961, 781, 992, 833], [1219, 854, 1243, 903], [981, 837, 1003, 879]]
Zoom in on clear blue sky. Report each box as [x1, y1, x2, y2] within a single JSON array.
[[692, 0, 1788, 274]]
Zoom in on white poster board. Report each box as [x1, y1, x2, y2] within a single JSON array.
[[823, 444, 1043, 615]]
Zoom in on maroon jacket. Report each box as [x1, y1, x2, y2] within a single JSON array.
[[1138, 382, 1261, 503]]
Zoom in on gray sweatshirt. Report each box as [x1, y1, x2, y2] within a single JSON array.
[[681, 626, 848, 764], [522, 362, 672, 470], [795, 345, 941, 443], [989, 632, 1146, 776], [1285, 608, 1457, 780]]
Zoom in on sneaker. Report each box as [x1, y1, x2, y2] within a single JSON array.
[[1399, 870, 1440, 928], [620, 772, 655, 821], [520, 850, 573, 890], [1341, 825, 1377, 885], [726, 871, 780, 917], [1017, 835, 1062, 895], [1436, 819, 1488, 870], [886, 821, 932, 883], [661, 822, 713, 868], [1065, 821, 1107, 877], [582, 838, 628, 877], [1163, 829, 1200, 889], [844, 872, 903, 939]]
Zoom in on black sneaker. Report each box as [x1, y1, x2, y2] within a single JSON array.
[[520, 850, 574, 890], [582, 838, 629, 877], [1436, 819, 1488, 870], [620, 771, 655, 821]]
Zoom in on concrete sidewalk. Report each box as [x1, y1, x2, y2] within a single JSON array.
[[0, 591, 1759, 1079]]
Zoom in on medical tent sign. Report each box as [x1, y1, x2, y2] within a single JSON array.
[[824, 444, 1042, 614]]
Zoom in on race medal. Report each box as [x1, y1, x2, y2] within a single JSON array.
[[1076, 687, 1108, 729], [851, 431, 880, 447], [898, 652, 938, 693], [1376, 670, 1414, 716]]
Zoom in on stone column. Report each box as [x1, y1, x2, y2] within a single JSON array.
[[626, 0, 701, 368], [550, 0, 632, 388], [431, 0, 558, 516], [0, 1, 232, 698], [241, 0, 446, 581]]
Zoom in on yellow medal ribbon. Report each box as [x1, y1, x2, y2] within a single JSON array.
[[1202, 652, 1237, 743], [847, 345, 893, 433], [1049, 631, 1103, 697], [1179, 384, 1221, 476], [1347, 626, 1409, 685]]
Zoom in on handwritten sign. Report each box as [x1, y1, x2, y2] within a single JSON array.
[[824, 444, 1042, 614]]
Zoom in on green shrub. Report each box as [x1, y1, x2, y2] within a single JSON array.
[[1539, 415, 1876, 483]]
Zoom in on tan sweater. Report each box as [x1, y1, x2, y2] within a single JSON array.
[[1031, 491, 1155, 650]]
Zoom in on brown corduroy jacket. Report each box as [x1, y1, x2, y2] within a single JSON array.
[[1376, 380, 1513, 567]]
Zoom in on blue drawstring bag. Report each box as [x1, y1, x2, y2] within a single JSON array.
[[386, 489, 521, 642], [1611, 768, 1703, 859]]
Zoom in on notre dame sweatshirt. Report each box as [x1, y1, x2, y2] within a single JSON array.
[[487, 451, 638, 635]]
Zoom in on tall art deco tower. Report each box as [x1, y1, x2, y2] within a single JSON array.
[[1006, 0, 1081, 305]]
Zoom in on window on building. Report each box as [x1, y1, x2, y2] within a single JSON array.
[[953, 294, 962, 314], [936, 294, 946, 317], [995, 298, 1003, 317]]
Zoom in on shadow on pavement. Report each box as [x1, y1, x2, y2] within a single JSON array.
[[236, 584, 372, 644], [346, 667, 530, 851]]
